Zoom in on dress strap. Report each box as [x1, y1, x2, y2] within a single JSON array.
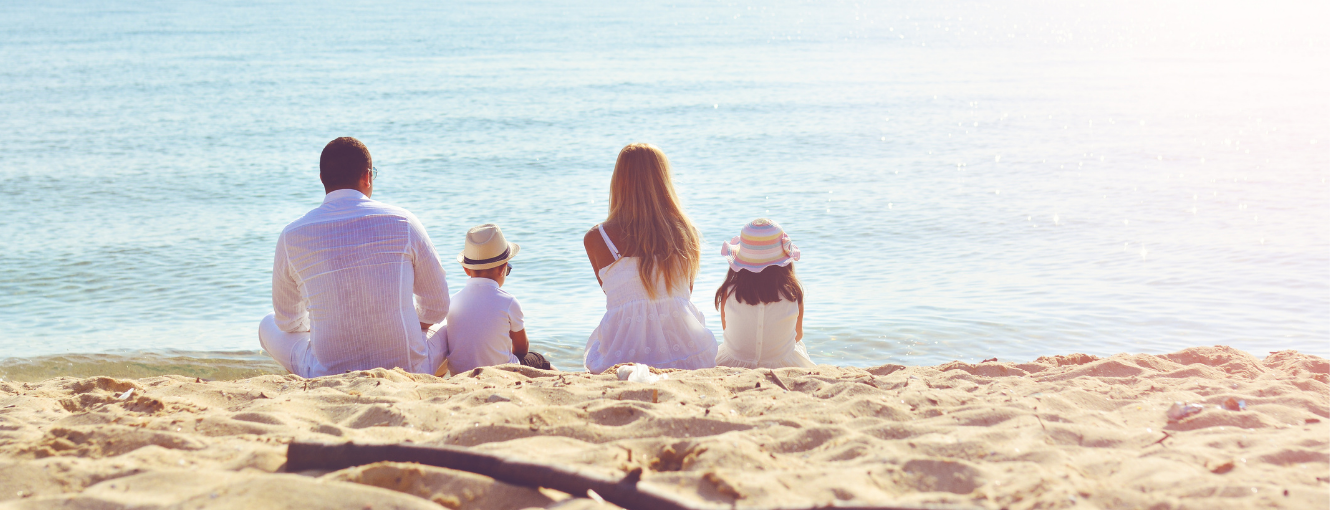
[[597, 224, 622, 260]]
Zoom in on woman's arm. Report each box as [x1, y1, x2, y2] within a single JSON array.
[[795, 299, 804, 341], [583, 225, 616, 289]]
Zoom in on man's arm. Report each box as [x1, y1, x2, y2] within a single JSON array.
[[272, 232, 309, 333], [407, 215, 449, 326]]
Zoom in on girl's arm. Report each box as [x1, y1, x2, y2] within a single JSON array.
[[795, 299, 804, 341], [719, 293, 727, 329]]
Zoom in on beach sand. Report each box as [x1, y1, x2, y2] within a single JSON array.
[[0, 345, 1325, 509]]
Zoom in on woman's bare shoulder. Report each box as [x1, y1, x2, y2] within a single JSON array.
[[585, 221, 623, 238], [584, 223, 616, 270], [583, 222, 602, 239], [584, 223, 610, 250]]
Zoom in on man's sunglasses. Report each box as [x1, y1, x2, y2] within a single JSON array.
[[504, 263, 513, 276]]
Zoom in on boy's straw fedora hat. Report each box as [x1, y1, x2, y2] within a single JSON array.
[[457, 224, 520, 270], [720, 218, 799, 273]]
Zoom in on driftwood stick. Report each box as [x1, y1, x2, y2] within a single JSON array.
[[287, 440, 978, 510], [289, 441, 698, 510]]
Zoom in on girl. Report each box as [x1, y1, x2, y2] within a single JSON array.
[[714, 219, 815, 368], [582, 143, 718, 373]]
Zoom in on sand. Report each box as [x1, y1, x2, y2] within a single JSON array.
[[0, 345, 1325, 510]]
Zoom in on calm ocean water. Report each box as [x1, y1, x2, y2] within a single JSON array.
[[2, 0, 1327, 379]]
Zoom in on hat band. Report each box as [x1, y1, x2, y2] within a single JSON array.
[[463, 248, 510, 265]]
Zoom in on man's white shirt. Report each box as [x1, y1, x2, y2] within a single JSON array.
[[272, 189, 449, 376]]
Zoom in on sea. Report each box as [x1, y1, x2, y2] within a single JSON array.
[[2, 0, 1327, 380]]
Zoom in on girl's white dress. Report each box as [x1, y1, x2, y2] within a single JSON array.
[[584, 225, 717, 374], [715, 295, 815, 369]]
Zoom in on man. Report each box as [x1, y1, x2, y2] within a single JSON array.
[[258, 137, 449, 377]]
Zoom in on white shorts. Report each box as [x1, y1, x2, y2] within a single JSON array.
[[257, 313, 447, 377]]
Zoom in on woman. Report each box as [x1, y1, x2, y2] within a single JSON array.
[[582, 143, 717, 373]]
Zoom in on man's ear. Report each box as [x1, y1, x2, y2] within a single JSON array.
[[358, 170, 373, 194]]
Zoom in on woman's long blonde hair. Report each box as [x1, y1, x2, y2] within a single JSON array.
[[607, 143, 701, 298]]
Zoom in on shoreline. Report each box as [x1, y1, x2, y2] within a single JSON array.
[[0, 345, 1326, 509], [0, 351, 287, 384]]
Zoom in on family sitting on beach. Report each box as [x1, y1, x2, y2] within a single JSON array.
[[258, 137, 814, 378]]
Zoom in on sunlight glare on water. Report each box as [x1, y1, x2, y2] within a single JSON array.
[[0, 0, 1327, 377]]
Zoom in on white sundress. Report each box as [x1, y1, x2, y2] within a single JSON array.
[[584, 225, 718, 374], [715, 295, 816, 369]]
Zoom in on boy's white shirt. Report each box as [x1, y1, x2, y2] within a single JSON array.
[[444, 278, 524, 374]]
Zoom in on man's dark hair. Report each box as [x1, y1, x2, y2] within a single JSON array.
[[320, 137, 372, 190]]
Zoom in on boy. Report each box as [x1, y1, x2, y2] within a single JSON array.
[[444, 224, 551, 374]]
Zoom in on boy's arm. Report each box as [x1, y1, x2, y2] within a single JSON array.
[[508, 297, 527, 357], [509, 329, 529, 358]]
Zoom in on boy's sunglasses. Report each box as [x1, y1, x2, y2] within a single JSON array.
[[504, 263, 513, 276]]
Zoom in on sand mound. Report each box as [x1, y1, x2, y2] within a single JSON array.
[[0, 346, 1325, 509]]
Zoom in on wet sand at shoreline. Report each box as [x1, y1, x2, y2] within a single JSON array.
[[0, 346, 1325, 509]]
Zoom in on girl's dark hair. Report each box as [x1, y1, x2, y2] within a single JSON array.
[[714, 264, 803, 309]]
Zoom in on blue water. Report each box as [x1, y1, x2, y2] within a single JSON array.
[[2, 0, 1327, 376]]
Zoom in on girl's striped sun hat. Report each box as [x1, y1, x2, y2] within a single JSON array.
[[720, 218, 800, 273]]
